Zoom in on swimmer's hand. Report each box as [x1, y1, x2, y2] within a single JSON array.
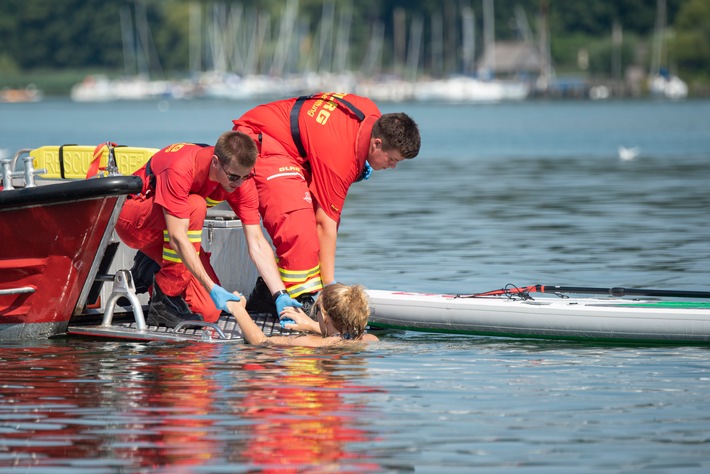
[[280, 306, 320, 334]]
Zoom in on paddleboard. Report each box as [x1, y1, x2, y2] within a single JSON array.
[[366, 289, 710, 343]]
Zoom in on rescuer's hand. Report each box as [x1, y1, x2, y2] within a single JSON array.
[[210, 284, 240, 312]]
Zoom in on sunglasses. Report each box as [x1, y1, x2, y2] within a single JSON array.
[[218, 159, 255, 182]]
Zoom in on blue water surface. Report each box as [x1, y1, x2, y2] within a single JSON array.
[[1, 98, 710, 472]]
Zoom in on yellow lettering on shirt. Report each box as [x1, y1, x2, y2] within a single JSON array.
[[316, 110, 330, 125], [306, 99, 324, 117], [305, 93, 348, 124], [278, 166, 302, 173], [165, 143, 186, 153]]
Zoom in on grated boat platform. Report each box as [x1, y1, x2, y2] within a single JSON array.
[[68, 310, 291, 343], [66, 269, 293, 343]]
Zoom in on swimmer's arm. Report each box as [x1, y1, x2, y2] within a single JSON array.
[[226, 298, 268, 345], [226, 298, 330, 346]]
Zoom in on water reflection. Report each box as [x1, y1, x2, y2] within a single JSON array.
[[0, 341, 385, 472], [235, 348, 383, 471], [0, 343, 106, 467]]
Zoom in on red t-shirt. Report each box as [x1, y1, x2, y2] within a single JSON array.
[[233, 92, 381, 221], [135, 143, 260, 225]]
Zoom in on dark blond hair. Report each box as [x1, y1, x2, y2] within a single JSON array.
[[214, 130, 258, 168], [316, 283, 370, 340]]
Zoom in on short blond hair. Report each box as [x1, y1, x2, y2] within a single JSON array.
[[317, 283, 370, 340]]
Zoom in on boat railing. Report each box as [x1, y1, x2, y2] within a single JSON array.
[[1, 150, 48, 190], [0, 286, 36, 296]]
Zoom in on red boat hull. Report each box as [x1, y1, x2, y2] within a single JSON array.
[[0, 176, 143, 339]]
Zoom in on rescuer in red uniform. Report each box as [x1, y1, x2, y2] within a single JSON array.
[[116, 130, 301, 327], [232, 92, 421, 313]]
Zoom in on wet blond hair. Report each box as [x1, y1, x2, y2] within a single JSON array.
[[316, 283, 370, 340]]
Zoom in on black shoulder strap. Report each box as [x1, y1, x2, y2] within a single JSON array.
[[290, 94, 366, 158], [290, 96, 310, 158], [59, 144, 77, 179], [332, 96, 366, 121]]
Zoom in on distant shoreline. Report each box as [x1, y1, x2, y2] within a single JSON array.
[[2, 68, 708, 100]]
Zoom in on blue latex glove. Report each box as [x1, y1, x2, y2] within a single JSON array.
[[275, 292, 303, 315], [210, 284, 240, 312], [276, 293, 302, 329], [280, 317, 296, 329]]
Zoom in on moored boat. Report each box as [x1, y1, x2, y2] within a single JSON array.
[[0, 84, 43, 103], [366, 285, 710, 344]]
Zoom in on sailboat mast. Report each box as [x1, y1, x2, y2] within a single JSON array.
[[650, 0, 666, 75]]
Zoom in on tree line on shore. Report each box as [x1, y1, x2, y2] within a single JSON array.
[[1, 0, 708, 95]]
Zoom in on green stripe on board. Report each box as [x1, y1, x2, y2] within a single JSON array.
[[617, 302, 710, 309], [366, 322, 710, 345]]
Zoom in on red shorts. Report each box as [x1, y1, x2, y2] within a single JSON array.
[[116, 194, 222, 322], [248, 133, 323, 297]]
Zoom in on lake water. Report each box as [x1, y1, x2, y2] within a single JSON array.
[[1, 98, 710, 472]]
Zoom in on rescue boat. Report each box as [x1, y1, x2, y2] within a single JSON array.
[[2, 143, 287, 343], [0, 146, 143, 339]]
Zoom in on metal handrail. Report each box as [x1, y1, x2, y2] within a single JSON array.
[[0, 286, 36, 296], [100, 270, 146, 330], [173, 320, 228, 340], [1, 149, 47, 190]]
